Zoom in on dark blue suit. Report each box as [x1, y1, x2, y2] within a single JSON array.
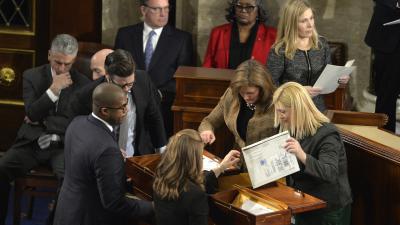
[[365, 0, 400, 131], [69, 70, 166, 155], [114, 23, 194, 136], [54, 114, 153, 225]]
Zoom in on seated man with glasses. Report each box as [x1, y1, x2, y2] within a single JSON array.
[[114, 0, 194, 138], [203, 0, 277, 69], [69, 49, 167, 157]]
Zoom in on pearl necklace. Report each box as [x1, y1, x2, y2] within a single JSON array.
[[246, 102, 256, 111]]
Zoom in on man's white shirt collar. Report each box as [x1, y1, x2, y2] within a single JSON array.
[[92, 112, 113, 132], [143, 22, 163, 38]]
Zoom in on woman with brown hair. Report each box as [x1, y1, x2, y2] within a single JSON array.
[[199, 59, 276, 157], [273, 82, 352, 225], [153, 129, 240, 225]]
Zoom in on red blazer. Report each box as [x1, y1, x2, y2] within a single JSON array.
[[202, 23, 277, 68]]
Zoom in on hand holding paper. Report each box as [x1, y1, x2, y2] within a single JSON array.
[[242, 131, 300, 188], [313, 59, 355, 94]]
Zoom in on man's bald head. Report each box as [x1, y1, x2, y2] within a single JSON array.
[[90, 49, 114, 80], [92, 83, 127, 125]]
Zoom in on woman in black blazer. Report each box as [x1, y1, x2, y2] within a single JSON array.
[[153, 129, 240, 225]]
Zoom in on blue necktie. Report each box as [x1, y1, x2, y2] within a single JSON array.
[[144, 30, 156, 70]]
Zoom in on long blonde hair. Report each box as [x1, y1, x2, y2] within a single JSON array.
[[153, 129, 205, 200], [273, 0, 319, 60], [230, 59, 276, 113], [273, 82, 329, 140]]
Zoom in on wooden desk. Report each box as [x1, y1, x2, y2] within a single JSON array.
[[125, 154, 325, 225], [328, 110, 400, 225], [173, 66, 349, 158]]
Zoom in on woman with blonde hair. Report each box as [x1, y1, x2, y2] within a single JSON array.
[[199, 59, 276, 159], [153, 129, 240, 225], [273, 82, 352, 225], [267, 0, 349, 112]]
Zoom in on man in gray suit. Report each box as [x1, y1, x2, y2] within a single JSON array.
[[54, 83, 153, 225], [0, 34, 90, 225]]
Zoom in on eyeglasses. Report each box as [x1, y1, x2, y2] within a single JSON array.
[[144, 4, 171, 14], [110, 78, 135, 90], [95, 99, 129, 113], [234, 4, 257, 13]]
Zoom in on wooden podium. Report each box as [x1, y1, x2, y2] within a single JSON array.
[[125, 154, 326, 225], [173, 66, 350, 157], [327, 110, 400, 225]]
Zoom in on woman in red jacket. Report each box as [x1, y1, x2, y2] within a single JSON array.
[[203, 0, 276, 69]]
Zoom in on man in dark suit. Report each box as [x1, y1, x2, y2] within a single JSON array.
[[365, 0, 400, 132], [0, 34, 90, 225], [54, 83, 153, 225], [114, 0, 194, 137], [69, 49, 166, 156]]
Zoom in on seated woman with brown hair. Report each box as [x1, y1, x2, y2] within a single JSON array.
[[153, 129, 240, 225], [199, 59, 277, 161], [273, 82, 352, 225]]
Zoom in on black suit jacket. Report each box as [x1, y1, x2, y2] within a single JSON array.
[[13, 64, 90, 148], [69, 70, 167, 155], [365, 0, 400, 53], [114, 23, 193, 93], [54, 115, 153, 225]]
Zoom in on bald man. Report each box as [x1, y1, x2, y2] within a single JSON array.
[[90, 48, 113, 80], [55, 83, 153, 225]]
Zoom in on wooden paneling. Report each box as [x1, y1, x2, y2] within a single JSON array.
[[342, 128, 400, 225], [328, 110, 400, 225], [0, 49, 35, 99], [0, 104, 24, 151], [48, 1, 102, 42]]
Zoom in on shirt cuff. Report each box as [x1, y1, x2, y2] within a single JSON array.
[[46, 89, 59, 102], [156, 146, 167, 154]]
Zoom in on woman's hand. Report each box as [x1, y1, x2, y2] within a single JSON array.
[[284, 138, 307, 164], [338, 75, 350, 84], [200, 130, 216, 144], [213, 150, 241, 177], [304, 86, 321, 97]]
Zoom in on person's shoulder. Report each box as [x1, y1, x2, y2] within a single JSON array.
[[185, 181, 205, 197], [316, 122, 340, 138], [166, 25, 191, 38], [117, 23, 142, 34], [212, 23, 231, 31], [23, 64, 48, 78], [318, 36, 329, 46], [70, 69, 91, 85], [77, 77, 104, 96], [259, 23, 277, 32], [134, 70, 150, 83], [71, 115, 87, 124]]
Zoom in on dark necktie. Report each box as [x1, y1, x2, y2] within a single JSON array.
[[144, 30, 156, 71]]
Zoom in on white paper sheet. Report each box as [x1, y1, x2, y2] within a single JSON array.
[[313, 59, 355, 94], [242, 131, 300, 188], [383, 18, 400, 26], [240, 199, 275, 215], [202, 155, 220, 171]]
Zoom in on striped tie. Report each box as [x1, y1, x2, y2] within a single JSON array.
[[144, 30, 156, 70]]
